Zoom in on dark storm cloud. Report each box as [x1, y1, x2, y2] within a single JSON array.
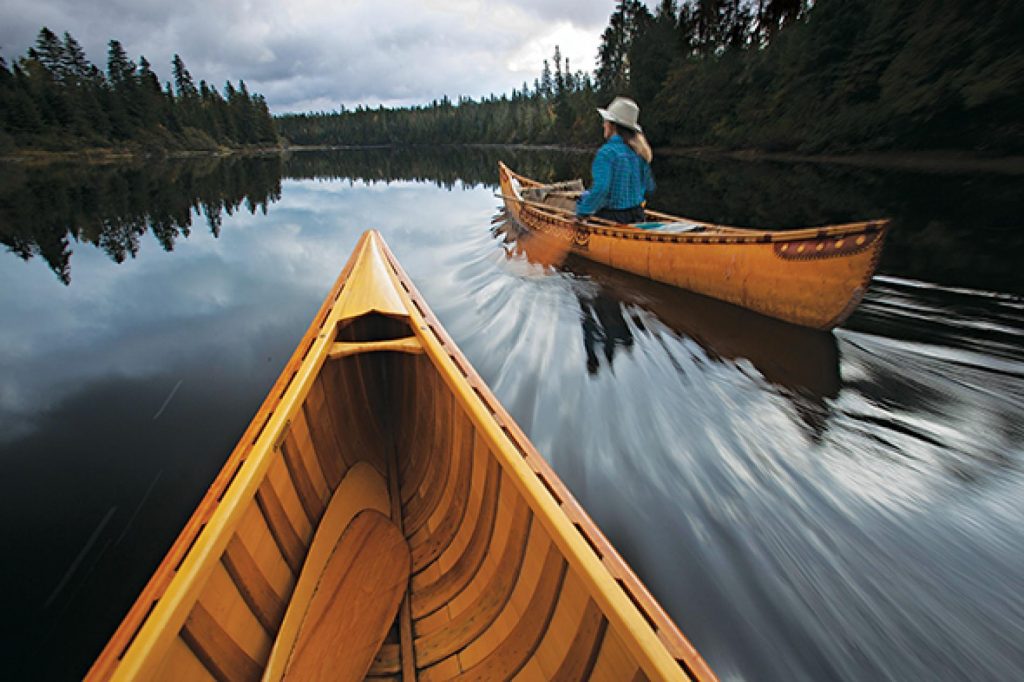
[[0, 0, 634, 113]]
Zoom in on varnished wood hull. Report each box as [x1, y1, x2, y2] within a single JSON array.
[[499, 161, 888, 330], [87, 231, 716, 681]]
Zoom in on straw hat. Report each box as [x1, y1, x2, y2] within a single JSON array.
[[597, 96, 642, 132]]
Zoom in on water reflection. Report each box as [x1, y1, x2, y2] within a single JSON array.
[[577, 286, 635, 374], [2, 148, 1023, 681], [837, 277, 1024, 486], [494, 216, 841, 438], [0, 155, 283, 283], [652, 155, 1024, 295], [4, 147, 1022, 296]]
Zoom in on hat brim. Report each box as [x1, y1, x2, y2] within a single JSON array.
[[597, 107, 642, 133]]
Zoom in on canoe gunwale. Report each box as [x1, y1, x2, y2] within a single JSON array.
[[500, 161, 888, 244], [84, 235, 365, 682]]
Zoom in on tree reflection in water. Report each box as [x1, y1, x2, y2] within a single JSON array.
[[4, 146, 1020, 295], [0, 155, 284, 283]]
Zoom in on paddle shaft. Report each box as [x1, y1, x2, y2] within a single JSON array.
[[495, 193, 624, 227]]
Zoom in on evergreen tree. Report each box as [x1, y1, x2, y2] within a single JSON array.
[[693, 0, 723, 55], [33, 27, 64, 77], [60, 32, 91, 84], [4, 63, 44, 134], [629, 4, 676, 110], [106, 41, 137, 138], [172, 54, 198, 99], [172, 53, 199, 130], [106, 40, 135, 90], [133, 56, 163, 128], [539, 59, 553, 98], [596, 0, 649, 97]]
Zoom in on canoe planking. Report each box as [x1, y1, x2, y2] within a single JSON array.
[[499, 161, 888, 330], [85, 230, 717, 681]]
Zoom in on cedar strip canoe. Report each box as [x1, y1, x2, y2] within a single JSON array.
[[86, 230, 717, 682], [499, 161, 888, 330]]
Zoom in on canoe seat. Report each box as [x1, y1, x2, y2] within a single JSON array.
[[262, 463, 410, 682]]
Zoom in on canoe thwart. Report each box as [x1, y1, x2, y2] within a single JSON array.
[[328, 336, 423, 360]]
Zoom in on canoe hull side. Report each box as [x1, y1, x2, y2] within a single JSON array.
[[499, 162, 887, 330]]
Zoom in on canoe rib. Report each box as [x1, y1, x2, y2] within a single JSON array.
[[498, 161, 888, 329], [86, 231, 717, 682]]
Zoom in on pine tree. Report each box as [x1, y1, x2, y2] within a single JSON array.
[[630, 1, 680, 111], [107, 40, 136, 90], [60, 32, 91, 84], [172, 54, 199, 130], [33, 27, 64, 78], [106, 41, 137, 137], [595, 0, 649, 97], [539, 59, 553, 98], [3, 63, 44, 134], [694, 0, 723, 55], [172, 54, 198, 99]]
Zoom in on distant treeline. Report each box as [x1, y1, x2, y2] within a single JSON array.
[[0, 28, 278, 153], [276, 44, 599, 148], [278, 0, 1024, 155], [4, 148, 1021, 294]]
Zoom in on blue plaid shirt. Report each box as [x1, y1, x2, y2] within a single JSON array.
[[576, 135, 655, 216]]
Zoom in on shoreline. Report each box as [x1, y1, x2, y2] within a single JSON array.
[[4, 142, 1023, 175], [659, 146, 1024, 175], [0, 145, 286, 166]]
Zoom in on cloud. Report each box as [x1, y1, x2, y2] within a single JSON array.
[[0, 0, 639, 113]]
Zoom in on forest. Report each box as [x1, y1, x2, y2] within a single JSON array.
[[278, 0, 1024, 155], [0, 28, 278, 153], [3, 2, 1021, 157]]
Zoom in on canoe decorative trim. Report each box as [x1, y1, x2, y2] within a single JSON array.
[[824, 224, 888, 329], [573, 225, 591, 250], [773, 227, 881, 261]]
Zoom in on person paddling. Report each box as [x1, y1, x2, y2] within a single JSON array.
[[576, 96, 655, 224]]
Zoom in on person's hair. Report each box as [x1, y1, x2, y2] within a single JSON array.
[[613, 123, 653, 163]]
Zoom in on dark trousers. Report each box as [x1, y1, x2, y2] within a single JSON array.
[[595, 205, 645, 224]]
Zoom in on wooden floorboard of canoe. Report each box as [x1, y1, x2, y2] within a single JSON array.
[[85, 230, 717, 682]]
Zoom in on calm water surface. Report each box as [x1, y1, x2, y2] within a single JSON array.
[[1, 149, 1022, 680]]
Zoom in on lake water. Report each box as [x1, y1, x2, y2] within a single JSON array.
[[1, 148, 1022, 680]]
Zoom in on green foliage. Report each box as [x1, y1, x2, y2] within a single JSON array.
[[651, 0, 1024, 153], [277, 73, 601, 148], [277, 0, 1021, 156], [0, 28, 279, 153], [596, 1, 650, 97]]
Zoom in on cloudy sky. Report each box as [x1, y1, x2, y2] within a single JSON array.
[[0, 0, 652, 114]]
